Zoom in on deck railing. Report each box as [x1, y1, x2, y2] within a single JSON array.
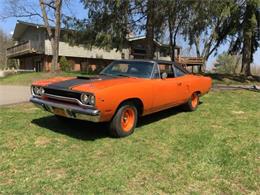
[[6, 40, 43, 57], [176, 56, 204, 65]]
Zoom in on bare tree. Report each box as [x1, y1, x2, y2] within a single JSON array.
[[40, 0, 62, 72], [0, 29, 12, 68], [1, 0, 63, 72]]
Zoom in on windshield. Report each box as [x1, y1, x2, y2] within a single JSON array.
[[100, 61, 154, 78]]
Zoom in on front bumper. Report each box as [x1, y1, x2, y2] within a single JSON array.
[[30, 97, 101, 122]]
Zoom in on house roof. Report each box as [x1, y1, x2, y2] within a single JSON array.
[[127, 35, 163, 46], [12, 20, 69, 39], [12, 21, 181, 49], [12, 20, 43, 39], [127, 35, 181, 49]]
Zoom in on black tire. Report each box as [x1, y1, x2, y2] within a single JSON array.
[[183, 93, 199, 111], [109, 102, 138, 138]]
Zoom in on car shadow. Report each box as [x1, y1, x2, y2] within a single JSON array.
[[138, 105, 183, 127], [137, 102, 202, 127], [31, 116, 109, 141], [31, 102, 203, 140]]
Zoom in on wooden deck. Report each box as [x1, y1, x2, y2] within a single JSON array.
[[6, 40, 43, 58], [176, 56, 204, 66]]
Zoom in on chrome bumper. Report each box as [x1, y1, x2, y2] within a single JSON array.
[[30, 97, 100, 122]]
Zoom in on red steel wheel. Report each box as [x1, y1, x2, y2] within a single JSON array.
[[121, 107, 135, 132], [191, 93, 199, 109], [183, 92, 199, 111], [109, 102, 138, 138]]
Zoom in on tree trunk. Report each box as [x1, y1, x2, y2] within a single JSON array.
[[146, 0, 155, 59], [240, 1, 255, 77], [40, 0, 62, 72], [194, 36, 203, 73], [53, 0, 62, 72], [241, 32, 252, 76], [168, 19, 175, 61]]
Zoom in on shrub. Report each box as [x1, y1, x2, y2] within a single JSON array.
[[214, 53, 241, 74], [59, 56, 72, 72]]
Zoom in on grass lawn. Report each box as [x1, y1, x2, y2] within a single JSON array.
[[0, 72, 85, 86], [0, 90, 259, 194]]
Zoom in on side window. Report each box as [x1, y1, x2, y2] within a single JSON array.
[[153, 64, 160, 78], [158, 64, 175, 78], [174, 66, 186, 77]]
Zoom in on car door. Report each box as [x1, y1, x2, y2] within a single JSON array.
[[172, 64, 190, 103], [151, 63, 188, 112]]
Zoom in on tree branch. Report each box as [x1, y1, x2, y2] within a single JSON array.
[[39, 0, 53, 40]]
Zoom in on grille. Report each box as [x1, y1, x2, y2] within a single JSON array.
[[44, 87, 81, 100]]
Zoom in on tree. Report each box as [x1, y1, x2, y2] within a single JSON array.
[[182, 0, 235, 70], [162, 0, 190, 61], [0, 29, 12, 68], [1, 0, 63, 72], [145, 0, 155, 59], [228, 0, 260, 76], [65, 0, 132, 50], [214, 52, 241, 74], [67, 0, 163, 59], [40, 0, 62, 72]]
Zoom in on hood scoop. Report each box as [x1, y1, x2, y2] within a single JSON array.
[[77, 76, 101, 80]]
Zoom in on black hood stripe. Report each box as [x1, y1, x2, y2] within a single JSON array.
[[47, 75, 113, 90]]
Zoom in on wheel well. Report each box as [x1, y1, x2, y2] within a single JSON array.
[[117, 98, 144, 116], [194, 91, 201, 96]]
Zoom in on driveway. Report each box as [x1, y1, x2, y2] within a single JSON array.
[[0, 85, 31, 106]]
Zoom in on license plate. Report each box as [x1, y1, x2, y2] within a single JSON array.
[[53, 107, 67, 117]]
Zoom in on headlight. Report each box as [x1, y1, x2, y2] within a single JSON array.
[[80, 93, 95, 106], [90, 95, 95, 105], [81, 93, 89, 104], [31, 86, 44, 96]]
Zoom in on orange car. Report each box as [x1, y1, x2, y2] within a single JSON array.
[[30, 60, 212, 137]]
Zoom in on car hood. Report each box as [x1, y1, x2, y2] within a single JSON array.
[[38, 75, 144, 92]]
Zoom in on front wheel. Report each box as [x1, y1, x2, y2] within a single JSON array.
[[109, 102, 138, 138], [183, 92, 199, 111]]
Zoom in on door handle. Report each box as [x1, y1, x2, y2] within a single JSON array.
[[177, 82, 182, 86]]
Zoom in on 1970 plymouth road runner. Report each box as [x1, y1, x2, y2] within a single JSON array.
[[30, 60, 212, 137]]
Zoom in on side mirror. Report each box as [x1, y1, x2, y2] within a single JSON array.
[[161, 72, 167, 79]]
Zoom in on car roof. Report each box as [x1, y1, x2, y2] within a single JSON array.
[[114, 59, 175, 64], [113, 59, 189, 73]]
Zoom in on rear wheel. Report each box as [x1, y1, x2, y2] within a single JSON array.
[[183, 92, 199, 111], [109, 102, 138, 138]]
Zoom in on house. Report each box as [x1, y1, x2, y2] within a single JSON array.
[[7, 20, 203, 72]]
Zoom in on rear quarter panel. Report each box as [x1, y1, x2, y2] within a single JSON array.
[[185, 75, 212, 96]]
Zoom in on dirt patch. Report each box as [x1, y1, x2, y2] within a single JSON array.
[[46, 168, 66, 180]]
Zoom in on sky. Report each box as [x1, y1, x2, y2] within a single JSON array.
[[0, 0, 259, 70]]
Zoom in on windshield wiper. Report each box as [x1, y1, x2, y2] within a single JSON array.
[[99, 73, 109, 76], [99, 73, 116, 77]]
